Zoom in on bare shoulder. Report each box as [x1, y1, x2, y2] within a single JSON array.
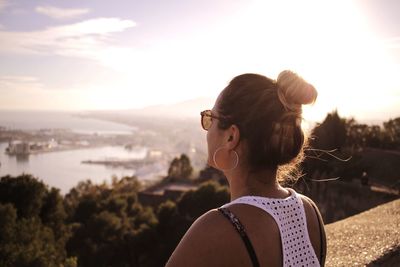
[[166, 204, 284, 267], [166, 208, 236, 267], [298, 193, 317, 207], [297, 194, 324, 224], [297, 193, 326, 263]]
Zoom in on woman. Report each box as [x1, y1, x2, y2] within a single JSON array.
[[166, 71, 326, 267]]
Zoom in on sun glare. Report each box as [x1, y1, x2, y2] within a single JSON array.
[[61, 0, 399, 119], [243, 0, 400, 122]]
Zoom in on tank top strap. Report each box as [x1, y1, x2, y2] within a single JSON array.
[[217, 207, 260, 267], [220, 188, 321, 267]]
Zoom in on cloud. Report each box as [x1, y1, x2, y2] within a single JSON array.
[[36, 6, 90, 20], [0, 0, 9, 12], [0, 18, 136, 68], [48, 17, 136, 36], [0, 75, 43, 91], [0, 75, 87, 110], [383, 36, 400, 49]]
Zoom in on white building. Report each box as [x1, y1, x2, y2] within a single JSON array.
[[6, 141, 31, 155]]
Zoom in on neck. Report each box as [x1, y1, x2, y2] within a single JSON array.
[[225, 167, 288, 201]]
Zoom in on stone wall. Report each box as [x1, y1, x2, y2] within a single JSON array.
[[325, 199, 399, 266]]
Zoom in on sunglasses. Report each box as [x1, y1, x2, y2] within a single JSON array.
[[200, 110, 222, 130]]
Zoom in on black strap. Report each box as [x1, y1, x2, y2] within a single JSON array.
[[218, 207, 260, 267], [308, 200, 327, 266]]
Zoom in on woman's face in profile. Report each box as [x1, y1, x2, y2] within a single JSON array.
[[206, 93, 224, 167]]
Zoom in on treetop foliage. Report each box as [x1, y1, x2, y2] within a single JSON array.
[[0, 173, 229, 267]]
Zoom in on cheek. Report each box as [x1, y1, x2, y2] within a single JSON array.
[[206, 131, 216, 165]]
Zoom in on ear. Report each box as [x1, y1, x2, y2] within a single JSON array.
[[226, 124, 240, 150]]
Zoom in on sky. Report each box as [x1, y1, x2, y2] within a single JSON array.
[[0, 0, 399, 122]]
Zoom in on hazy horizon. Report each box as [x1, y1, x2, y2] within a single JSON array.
[[0, 97, 397, 126]]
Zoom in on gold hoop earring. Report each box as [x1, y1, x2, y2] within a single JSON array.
[[213, 147, 239, 171]]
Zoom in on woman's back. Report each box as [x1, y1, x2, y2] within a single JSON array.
[[220, 189, 324, 266], [166, 189, 325, 267]]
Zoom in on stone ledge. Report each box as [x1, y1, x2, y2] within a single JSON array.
[[325, 199, 399, 266]]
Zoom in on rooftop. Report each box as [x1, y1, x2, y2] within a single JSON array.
[[149, 182, 198, 195]]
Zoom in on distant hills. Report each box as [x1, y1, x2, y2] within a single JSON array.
[[134, 97, 215, 118], [81, 97, 390, 125], [82, 97, 215, 119]]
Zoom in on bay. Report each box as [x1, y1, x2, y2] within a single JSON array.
[[0, 143, 165, 194], [0, 110, 166, 194]]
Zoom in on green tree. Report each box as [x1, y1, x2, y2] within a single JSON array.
[[167, 154, 193, 180], [65, 176, 157, 267], [311, 110, 347, 151], [383, 117, 400, 148], [177, 181, 230, 219], [0, 175, 70, 267], [154, 201, 189, 266], [0, 172, 236, 267], [40, 188, 68, 236], [0, 174, 47, 218]]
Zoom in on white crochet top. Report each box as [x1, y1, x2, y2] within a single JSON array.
[[221, 188, 320, 267]]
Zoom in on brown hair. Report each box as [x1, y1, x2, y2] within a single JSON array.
[[218, 71, 317, 184]]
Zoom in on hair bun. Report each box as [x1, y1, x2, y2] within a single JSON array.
[[276, 70, 318, 112]]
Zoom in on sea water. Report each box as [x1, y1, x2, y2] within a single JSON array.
[[0, 111, 163, 194]]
